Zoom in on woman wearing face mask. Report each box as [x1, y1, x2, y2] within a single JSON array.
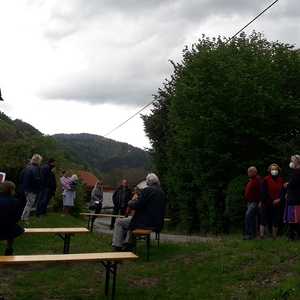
[[284, 155, 300, 240], [260, 164, 284, 239]]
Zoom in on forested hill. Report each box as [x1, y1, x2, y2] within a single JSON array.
[[0, 111, 151, 186], [52, 133, 152, 185]]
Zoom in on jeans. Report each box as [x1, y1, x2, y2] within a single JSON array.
[[245, 202, 257, 238], [21, 192, 37, 221], [112, 217, 132, 248]]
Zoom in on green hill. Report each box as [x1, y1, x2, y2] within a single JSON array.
[[0, 112, 151, 186], [53, 133, 152, 186]]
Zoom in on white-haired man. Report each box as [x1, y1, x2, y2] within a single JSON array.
[[112, 173, 166, 251], [21, 154, 43, 221]]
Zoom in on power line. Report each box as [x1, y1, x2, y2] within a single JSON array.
[[104, 101, 154, 137], [227, 0, 279, 43], [104, 0, 280, 137]]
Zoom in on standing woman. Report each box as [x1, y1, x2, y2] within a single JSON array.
[[284, 155, 300, 240], [260, 164, 284, 239], [90, 180, 104, 215], [62, 174, 78, 215]]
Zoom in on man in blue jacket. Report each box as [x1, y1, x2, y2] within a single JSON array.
[[21, 154, 42, 221], [36, 158, 57, 217]]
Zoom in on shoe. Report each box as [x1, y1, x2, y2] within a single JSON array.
[[122, 243, 134, 251], [112, 246, 122, 252], [4, 248, 13, 256]]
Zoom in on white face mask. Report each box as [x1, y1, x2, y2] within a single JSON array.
[[290, 162, 296, 169], [271, 170, 279, 176]]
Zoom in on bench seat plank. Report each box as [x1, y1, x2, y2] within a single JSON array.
[[80, 213, 125, 218], [24, 228, 89, 234], [0, 252, 138, 264]]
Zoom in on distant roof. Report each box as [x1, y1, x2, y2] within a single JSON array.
[[78, 170, 99, 189]]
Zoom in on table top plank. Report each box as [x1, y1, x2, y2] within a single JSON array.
[[24, 228, 89, 234], [0, 252, 138, 264]]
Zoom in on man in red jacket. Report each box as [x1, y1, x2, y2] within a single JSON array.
[[244, 166, 262, 240]]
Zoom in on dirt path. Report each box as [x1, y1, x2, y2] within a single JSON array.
[[93, 219, 218, 243]]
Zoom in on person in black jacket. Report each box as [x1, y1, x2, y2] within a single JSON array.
[[36, 158, 56, 217], [112, 173, 166, 251], [21, 154, 42, 221], [110, 179, 132, 229], [284, 155, 300, 240], [0, 181, 24, 255]]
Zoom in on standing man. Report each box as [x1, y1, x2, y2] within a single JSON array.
[[112, 173, 166, 251], [244, 166, 262, 240], [36, 158, 57, 217], [21, 154, 42, 222], [110, 179, 132, 229]]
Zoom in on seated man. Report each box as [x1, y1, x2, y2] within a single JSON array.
[[0, 181, 24, 255], [112, 173, 166, 251]]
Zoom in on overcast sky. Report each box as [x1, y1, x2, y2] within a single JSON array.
[[0, 0, 299, 149]]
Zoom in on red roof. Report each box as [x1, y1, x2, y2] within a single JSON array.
[[78, 170, 99, 189]]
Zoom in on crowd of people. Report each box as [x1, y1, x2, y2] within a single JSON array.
[[244, 155, 300, 240], [88, 174, 166, 251], [0, 153, 79, 255], [0, 151, 166, 255], [4, 151, 300, 256]]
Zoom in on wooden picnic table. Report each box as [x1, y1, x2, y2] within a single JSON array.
[[0, 252, 138, 300], [24, 227, 89, 254]]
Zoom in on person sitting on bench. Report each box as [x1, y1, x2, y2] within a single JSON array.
[[0, 181, 24, 255], [112, 173, 166, 251]]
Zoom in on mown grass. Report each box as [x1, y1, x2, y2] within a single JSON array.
[[1, 213, 300, 299]]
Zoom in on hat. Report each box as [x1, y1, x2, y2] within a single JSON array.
[[0, 89, 4, 101]]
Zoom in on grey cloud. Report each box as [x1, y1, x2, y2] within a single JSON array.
[[35, 0, 298, 106]]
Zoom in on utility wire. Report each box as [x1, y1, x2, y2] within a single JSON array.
[[104, 0, 280, 137], [104, 101, 154, 137]]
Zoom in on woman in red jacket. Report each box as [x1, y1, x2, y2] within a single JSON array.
[[260, 164, 284, 239]]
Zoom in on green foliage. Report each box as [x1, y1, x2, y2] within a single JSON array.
[[224, 175, 248, 230], [143, 32, 300, 232]]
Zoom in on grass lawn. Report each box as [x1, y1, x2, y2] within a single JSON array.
[[1, 213, 300, 300]]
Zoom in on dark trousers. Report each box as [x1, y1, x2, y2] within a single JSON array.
[[36, 188, 51, 216], [245, 202, 257, 238], [91, 203, 102, 223], [288, 223, 300, 240]]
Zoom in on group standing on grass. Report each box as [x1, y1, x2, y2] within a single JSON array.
[[0, 153, 79, 255], [244, 155, 300, 240]]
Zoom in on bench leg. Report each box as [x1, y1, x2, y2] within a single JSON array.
[[87, 215, 92, 230], [102, 261, 118, 300], [111, 263, 117, 300], [156, 232, 160, 248], [91, 217, 95, 233], [104, 262, 111, 296], [146, 235, 150, 261], [63, 234, 71, 254]]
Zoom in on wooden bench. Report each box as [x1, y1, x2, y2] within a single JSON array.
[[80, 213, 125, 232], [24, 227, 89, 254], [132, 220, 171, 261], [0, 252, 138, 300]]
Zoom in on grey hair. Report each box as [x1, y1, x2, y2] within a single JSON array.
[[146, 173, 160, 186], [31, 154, 42, 165], [291, 155, 300, 167]]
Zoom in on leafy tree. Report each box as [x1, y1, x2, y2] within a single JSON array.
[[143, 32, 300, 232]]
